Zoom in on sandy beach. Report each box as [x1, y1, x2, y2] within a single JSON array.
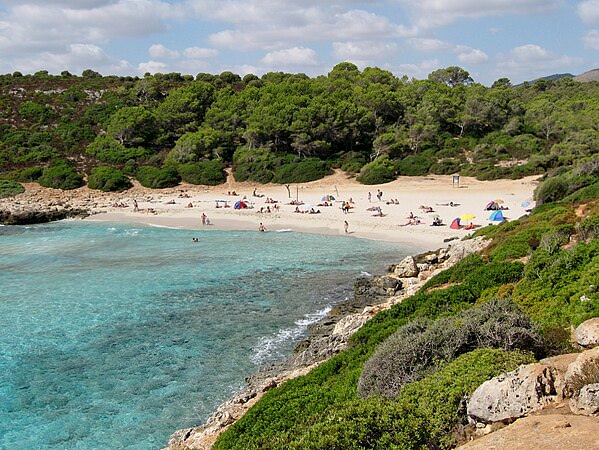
[[82, 171, 539, 248]]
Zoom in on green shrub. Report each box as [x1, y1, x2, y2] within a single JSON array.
[[86, 136, 151, 164], [14, 166, 43, 182], [217, 349, 534, 450], [430, 158, 461, 175], [357, 299, 542, 398], [578, 215, 599, 241], [38, 163, 84, 190], [356, 156, 395, 184], [18, 101, 55, 124], [397, 155, 433, 176], [136, 166, 180, 188], [87, 166, 132, 192], [0, 179, 25, 198], [272, 159, 330, 183], [232, 147, 275, 183], [178, 160, 226, 185]]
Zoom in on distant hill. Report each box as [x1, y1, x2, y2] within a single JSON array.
[[575, 68, 599, 82], [537, 73, 574, 82]]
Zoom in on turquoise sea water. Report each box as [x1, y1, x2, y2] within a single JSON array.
[[0, 221, 415, 449]]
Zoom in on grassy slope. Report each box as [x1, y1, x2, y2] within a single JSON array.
[[214, 183, 599, 450]]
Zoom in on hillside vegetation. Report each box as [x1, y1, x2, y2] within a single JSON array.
[[213, 168, 599, 449], [1, 65, 598, 190]]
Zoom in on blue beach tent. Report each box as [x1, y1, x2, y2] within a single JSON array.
[[489, 210, 505, 222]]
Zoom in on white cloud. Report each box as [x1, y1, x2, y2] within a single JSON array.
[[496, 44, 581, 81], [149, 44, 180, 59], [183, 47, 219, 59], [578, 0, 599, 25], [261, 46, 318, 66], [208, 7, 406, 51], [9, 43, 133, 75], [395, 59, 441, 79], [401, 0, 560, 30], [332, 41, 398, 61], [409, 38, 451, 52], [583, 29, 599, 50], [138, 60, 168, 74], [409, 39, 488, 65], [455, 46, 489, 64]]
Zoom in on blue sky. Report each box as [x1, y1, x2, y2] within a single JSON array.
[[0, 0, 598, 85]]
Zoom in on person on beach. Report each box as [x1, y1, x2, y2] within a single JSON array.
[[201, 212, 207, 225], [258, 222, 266, 232], [133, 199, 138, 212], [368, 192, 372, 203], [377, 189, 383, 201], [344, 220, 349, 234]]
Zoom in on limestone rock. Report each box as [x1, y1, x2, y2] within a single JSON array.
[[467, 364, 559, 423], [457, 414, 599, 450], [563, 347, 599, 397], [391, 256, 419, 278], [570, 383, 599, 416], [574, 318, 599, 348]]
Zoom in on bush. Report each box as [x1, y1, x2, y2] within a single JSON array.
[[357, 298, 542, 399], [0, 179, 25, 198], [578, 215, 599, 241], [232, 147, 275, 183], [272, 159, 330, 183], [356, 156, 395, 184], [87, 166, 132, 192], [38, 163, 84, 190], [86, 136, 151, 164], [14, 166, 43, 182], [430, 158, 461, 175], [178, 160, 226, 185], [396, 155, 433, 176], [136, 166, 180, 188]]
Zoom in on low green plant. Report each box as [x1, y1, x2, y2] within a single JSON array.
[[0, 179, 25, 198], [86, 136, 151, 164], [177, 160, 226, 185], [14, 166, 43, 182], [396, 155, 433, 176], [232, 147, 274, 183], [356, 156, 395, 184], [87, 166, 132, 192], [357, 299, 543, 398], [272, 159, 330, 183], [135, 166, 180, 188], [38, 163, 84, 190]]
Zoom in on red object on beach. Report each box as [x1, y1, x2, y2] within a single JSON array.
[[450, 218, 461, 229]]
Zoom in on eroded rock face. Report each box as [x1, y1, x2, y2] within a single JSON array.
[[457, 414, 599, 450], [574, 318, 599, 348], [390, 255, 419, 278], [563, 347, 599, 397], [570, 383, 599, 416], [467, 364, 559, 424]]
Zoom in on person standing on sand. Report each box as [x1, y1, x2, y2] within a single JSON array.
[[133, 199, 138, 212], [201, 212, 207, 225], [368, 192, 371, 203], [344, 220, 349, 234], [258, 222, 266, 232]]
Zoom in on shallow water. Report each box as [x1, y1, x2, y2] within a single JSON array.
[[0, 221, 415, 449]]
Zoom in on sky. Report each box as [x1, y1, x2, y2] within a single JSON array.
[[0, 0, 598, 85]]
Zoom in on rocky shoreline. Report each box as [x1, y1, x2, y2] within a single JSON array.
[[165, 237, 489, 450]]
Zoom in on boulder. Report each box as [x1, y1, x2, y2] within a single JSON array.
[[467, 364, 559, 424], [563, 347, 599, 398], [391, 256, 419, 278], [354, 275, 402, 300], [574, 318, 599, 348], [570, 383, 599, 416], [457, 414, 599, 450]]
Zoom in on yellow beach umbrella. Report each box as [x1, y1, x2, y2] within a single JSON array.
[[495, 199, 505, 203], [460, 214, 476, 221]]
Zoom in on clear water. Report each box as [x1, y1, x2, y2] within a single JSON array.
[[0, 221, 416, 449]]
